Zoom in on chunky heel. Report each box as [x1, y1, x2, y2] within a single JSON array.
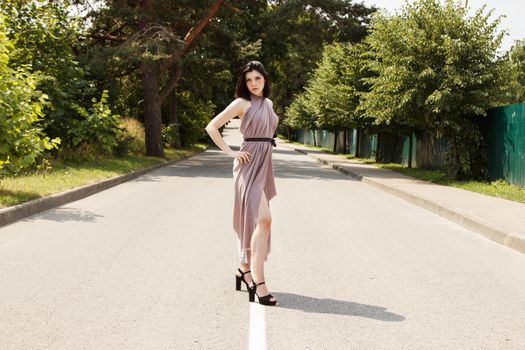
[[235, 268, 251, 291], [236, 275, 242, 291], [248, 286, 255, 302]]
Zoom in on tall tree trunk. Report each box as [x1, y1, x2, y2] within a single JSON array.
[[286, 126, 293, 141], [141, 60, 164, 157], [167, 89, 182, 149]]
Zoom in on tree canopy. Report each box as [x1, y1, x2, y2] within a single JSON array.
[[261, 0, 376, 118], [1, 0, 524, 180], [509, 39, 525, 102]]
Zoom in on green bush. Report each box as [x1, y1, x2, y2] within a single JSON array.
[[176, 91, 215, 147], [0, 0, 109, 148], [113, 134, 135, 157], [162, 123, 180, 147], [68, 90, 121, 156], [0, 14, 59, 177]]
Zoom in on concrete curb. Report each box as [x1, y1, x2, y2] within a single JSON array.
[[286, 143, 525, 255], [0, 151, 205, 229]]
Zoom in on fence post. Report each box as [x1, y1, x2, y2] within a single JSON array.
[[408, 133, 413, 168]]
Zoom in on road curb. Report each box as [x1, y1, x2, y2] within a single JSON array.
[[0, 151, 205, 229], [286, 143, 525, 255]]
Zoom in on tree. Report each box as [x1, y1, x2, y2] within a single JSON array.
[[82, 1, 375, 150], [86, 0, 229, 157], [360, 0, 513, 178], [163, 1, 267, 148], [310, 43, 370, 130], [285, 42, 373, 149]]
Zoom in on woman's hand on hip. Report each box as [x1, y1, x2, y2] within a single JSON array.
[[230, 151, 252, 165]]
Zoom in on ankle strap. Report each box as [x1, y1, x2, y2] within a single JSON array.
[[256, 281, 265, 286], [237, 268, 251, 276]]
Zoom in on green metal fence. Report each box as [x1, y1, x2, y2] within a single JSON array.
[[348, 129, 357, 156], [295, 129, 335, 150], [297, 128, 416, 165], [295, 102, 525, 188], [415, 131, 451, 171], [296, 129, 315, 146], [483, 103, 525, 187], [295, 124, 525, 178], [317, 130, 335, 150], [358, 130, 377, 160], [401, 134, 417, 167]]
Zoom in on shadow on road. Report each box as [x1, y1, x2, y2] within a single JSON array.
[[273, 292, 405, 322], [25, 207, 104, 223], [132, 148, 356, 181], [273, 157, 349, 180]]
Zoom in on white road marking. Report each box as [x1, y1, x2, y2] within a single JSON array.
[[249, 302, 267, 350]]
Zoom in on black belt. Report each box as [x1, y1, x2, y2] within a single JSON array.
[[244, 137, 276, 147]]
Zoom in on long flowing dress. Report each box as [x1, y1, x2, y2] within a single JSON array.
[[233, 94, 279, 264]]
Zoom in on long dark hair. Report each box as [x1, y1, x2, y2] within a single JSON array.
[[235, 60, 271, 100]]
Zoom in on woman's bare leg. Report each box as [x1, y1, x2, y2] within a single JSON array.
[[250, 191, 276, 301]]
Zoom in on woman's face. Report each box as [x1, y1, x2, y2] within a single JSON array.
[[245, 70, 265, 96]]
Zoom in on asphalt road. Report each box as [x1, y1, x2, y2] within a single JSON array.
[[1, 119, 525, 349]]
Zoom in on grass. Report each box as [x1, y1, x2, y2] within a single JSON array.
[[357, 159, 525, 204], [287, 139, 525, 204], [367, 162, 452, 183], [289, 141, 334, 153], [0, 144, 207, 209], [164, 144, 207, 160]]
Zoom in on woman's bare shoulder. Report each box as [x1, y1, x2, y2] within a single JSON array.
[[235, 97, 251, 105], [232, 97, 251, 118]]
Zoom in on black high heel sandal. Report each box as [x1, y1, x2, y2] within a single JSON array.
[[248, 281, 277, 306], [235, 268, 252, 291]]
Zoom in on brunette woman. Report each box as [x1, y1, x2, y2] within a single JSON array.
[[205, 61, 278, 306]]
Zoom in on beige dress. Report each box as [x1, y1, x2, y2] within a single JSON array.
[[233, 94, 279, 264]]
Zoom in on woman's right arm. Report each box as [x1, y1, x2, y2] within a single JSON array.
[[205, 99, 252, 165]]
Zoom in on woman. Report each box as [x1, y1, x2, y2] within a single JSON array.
[[205, 61, 278, 306]]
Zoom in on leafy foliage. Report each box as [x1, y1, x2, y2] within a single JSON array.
[[261, 0, 376, 119], [174, 91, 215, 148], [509, 39, 525, 102], [1, 0, 99, 145], [285, 94, 317, 130], [285, 42, 371, 131], [69, 90, 122, 156], [82, 0, 235, 157], [80, 0, 376, 150], [0, 14, 59, 176]]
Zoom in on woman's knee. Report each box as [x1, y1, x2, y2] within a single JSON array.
[[257, 192, 271, 231], [257, 215, 272, 231]]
